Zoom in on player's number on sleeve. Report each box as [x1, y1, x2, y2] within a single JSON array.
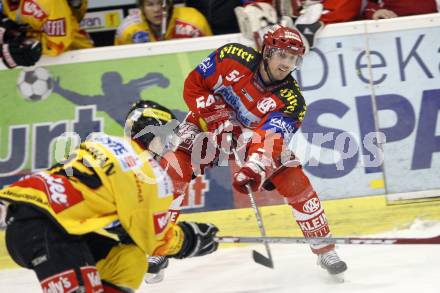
[[226, 70, 241, 82], [196, 94, 216, 109]]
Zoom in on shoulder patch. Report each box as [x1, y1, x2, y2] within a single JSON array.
[[217, 43, 260, 69], [196, 51, 217, 79]]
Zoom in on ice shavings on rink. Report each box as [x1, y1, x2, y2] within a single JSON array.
[[1, 219, 440, 293]]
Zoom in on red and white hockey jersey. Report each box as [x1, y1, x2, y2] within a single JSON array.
[[183, 42, 307, 164]]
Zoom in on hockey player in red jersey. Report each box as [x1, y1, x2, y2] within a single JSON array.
[[160, 24, 347, 276]]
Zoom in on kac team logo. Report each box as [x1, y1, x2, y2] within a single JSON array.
[[257, 97, 277, 114]]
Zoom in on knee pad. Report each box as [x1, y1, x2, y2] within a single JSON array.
[[96, 244, 146, 290]]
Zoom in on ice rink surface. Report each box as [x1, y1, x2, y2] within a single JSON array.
[[1, 220, 440, 293]]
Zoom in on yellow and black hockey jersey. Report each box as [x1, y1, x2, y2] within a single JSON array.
[[0, 134, 176, 255], [114, 7, 212, 45], [1, 0, 93, 56]]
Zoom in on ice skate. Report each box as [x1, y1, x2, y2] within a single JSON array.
[[144, 256, 169, 284], [317, 249, 347, 281]]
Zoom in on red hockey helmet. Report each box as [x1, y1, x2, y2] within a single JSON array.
[[263, 24, 306, 56]]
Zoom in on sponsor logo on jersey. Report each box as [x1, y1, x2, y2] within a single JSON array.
[[41, 269, 79, 293], [302, 197, 321, 213], [43, 18, 66, 36], [298, 105, 307, 122], [257, 97, 277, 114], [196, 51, 216, 78], [121, 155, 138, 170], [36, 172, 67, 205], [80, 266, 103, 291], [297, 212, 328, 234], [153, 211, 170, 235], [90, 134, 143, 172], [168, 209, 179, 222], [174, 20, 201, 38], [263, 112, 298, 135], [219, 44, 255, 63], [28, 172, 84, 213], [22, 0, 48, 20], [216, 85, 260, 128], [214, 76, 260, 128], [279, 88, 298, 114], [132, 31, 149, 43]]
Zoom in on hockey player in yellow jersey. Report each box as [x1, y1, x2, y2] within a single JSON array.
[[115, 0, 213, 45], [1, 0, 93, 58], [0, 100, 219, 292]]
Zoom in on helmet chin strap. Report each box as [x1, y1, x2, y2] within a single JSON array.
[[263, 58, 278, 84]]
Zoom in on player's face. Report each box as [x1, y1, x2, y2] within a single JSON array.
[[267, 49, 302, 81], [143, 0, 164, 26]]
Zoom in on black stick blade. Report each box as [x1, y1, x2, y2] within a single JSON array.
[[252, 250, 274, 269]]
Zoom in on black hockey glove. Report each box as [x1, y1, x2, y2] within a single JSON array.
[[173, 221, 219, 259], [1, 39, 42, 68], [0, 18, 29, 44]]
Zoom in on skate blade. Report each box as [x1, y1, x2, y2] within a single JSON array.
[[144, 270, 165, 284], [330, 272, 345, 283]]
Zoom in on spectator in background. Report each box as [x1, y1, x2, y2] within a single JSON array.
[[184, 0, 243, 35], [318, 0, 363, 24], [363, 0, 438, 20], [0, 0, 93, 62], [293, 0, 362, 48], [115, 0, 212, 45], [258, 0, 362, 24], [235, 1, 362, 53]]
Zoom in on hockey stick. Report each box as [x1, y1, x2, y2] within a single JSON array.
[[216, 235, 440, 245], [245, 185, 274, 268], [231, 145, 274, 269]]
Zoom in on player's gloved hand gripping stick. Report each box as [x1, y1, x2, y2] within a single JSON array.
[[230, 135, 274, 269]]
